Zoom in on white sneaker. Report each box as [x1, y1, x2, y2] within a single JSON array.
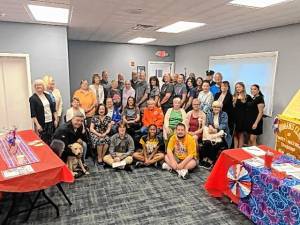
[[177, 169, 189, 179], [162, 162, 172, 172]]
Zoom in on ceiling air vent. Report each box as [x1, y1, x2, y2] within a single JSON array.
[[132, 24, 156, 31]]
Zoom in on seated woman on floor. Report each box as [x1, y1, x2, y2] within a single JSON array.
[[163, 97, 187, 143], [199, 101, 231, 169], [122, 96, 141, 137], [133, 124, 165, 168], [90, 104, 112, 166]]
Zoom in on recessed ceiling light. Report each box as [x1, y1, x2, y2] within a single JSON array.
[[157, 21, 206, 33], [229, 0, 294, 8], [28, 4, 69, 24], [128, 37, 156, 44]]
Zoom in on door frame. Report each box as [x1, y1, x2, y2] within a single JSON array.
[[0, 53, 32, 129], [0, 53, 32, 96], [147, 61, 175, 77]]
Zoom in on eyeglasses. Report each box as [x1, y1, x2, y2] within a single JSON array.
[[193, 104, 200, 106]]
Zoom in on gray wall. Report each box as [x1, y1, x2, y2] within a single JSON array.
[[68, 40, 175, 94], [175, 23, 300, 147], [0, 22, 70, 113]]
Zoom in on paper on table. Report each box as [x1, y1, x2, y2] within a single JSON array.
[[272, 163, 300, 173], [243, 157, 265, 168], [2, 165, 34, 179], [27, 140, 44, 146], [288, 172, 300, 180], [292, 184, 300, 191], [242, 146, 266, 157], [272, 163, 300, 180]]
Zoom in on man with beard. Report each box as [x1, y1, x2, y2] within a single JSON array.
[[162, 123, 197, 179]]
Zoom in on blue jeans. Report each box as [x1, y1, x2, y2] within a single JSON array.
[[140, 126, 148, 135]]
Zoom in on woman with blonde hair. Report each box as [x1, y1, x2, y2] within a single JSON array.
[[89, 73, 104, 105], [232, 82, 251, 148], [43, 75, 63, 125], [29, 79, 57, 144], [199, 101, 231, 169]]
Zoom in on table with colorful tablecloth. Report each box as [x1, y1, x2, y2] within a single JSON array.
[[204, 145, 300, 225], [0, 130, 74, 224]]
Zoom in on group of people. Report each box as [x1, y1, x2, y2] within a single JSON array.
[[29, 69, 265, 178]]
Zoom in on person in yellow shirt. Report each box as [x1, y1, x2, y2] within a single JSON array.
[[162, 123, 198, 179]]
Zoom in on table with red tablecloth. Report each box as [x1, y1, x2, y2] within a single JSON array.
[[0, 130, 74, 192], [204, 145, 280, 203], [0, 130, 74, 224], [204, 145, 300, 225]]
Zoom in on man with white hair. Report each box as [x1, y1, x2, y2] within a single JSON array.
[[210, 72, 223, 96]]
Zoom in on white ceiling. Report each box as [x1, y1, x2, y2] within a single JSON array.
[[1, 0, 300, 46]]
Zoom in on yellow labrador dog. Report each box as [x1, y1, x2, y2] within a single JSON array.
[[67, 142, 89, 177]]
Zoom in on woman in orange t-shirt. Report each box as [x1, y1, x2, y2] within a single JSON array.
[[73, 80, 97, 127]]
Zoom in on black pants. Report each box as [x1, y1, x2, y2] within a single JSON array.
[[200, 140, 227, 163], [40, 122, 54, 145]]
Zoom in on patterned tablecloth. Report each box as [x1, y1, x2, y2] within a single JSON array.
[[239, 155, 300, 225], [0, 135, 40, 168]]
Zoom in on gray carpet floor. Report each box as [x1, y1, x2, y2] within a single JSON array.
[[0, 160, 253, 225]]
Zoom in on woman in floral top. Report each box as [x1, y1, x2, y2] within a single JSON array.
[[90, 104, 112, 165]]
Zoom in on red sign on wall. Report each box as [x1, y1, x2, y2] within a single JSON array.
[[155, 50, 169, 58]]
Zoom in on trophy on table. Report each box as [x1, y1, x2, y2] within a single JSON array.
[[7, 127, 18, 155]]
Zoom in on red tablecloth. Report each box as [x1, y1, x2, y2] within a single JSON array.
[[204, 145, 281, 204], [0, 130, 74, 192]]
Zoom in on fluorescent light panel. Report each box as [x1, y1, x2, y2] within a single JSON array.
[[157, 21, 206, 33], [28, 4, 69, 23], [128, 37, 156, 44], [229, 0, 293, 8]]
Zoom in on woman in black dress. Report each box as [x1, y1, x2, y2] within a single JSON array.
[[247, 84, 265, 146], [160, 74, 174, 114], [232, 82, 252, 148], [214, 81, 234, 135]]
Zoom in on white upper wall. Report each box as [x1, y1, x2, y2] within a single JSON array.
[[175, 23, 300, 147]]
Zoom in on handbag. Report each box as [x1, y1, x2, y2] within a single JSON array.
[[202, 126, 224, 145]]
